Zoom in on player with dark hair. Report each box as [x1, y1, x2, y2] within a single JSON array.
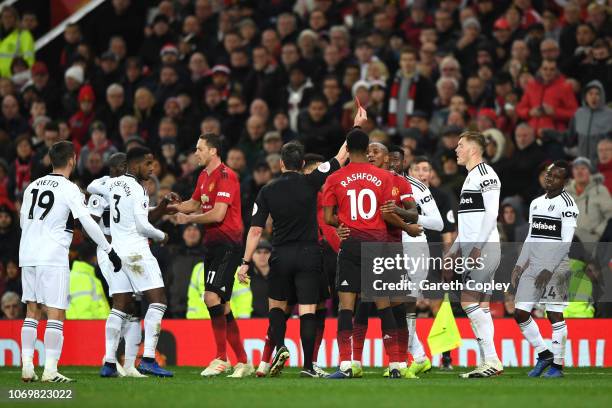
[[238, 133, 348, 378], [104, 146, 173, 377], [20, 141, 122, 382], [322, 107, 413, 379], [349, 142, 420, 378], [512, 161, 578, 378], [171, 133, 252, 378]]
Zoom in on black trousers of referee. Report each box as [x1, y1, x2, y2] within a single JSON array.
[[267, 243, 321, 370]]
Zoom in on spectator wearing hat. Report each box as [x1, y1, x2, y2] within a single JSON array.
[[96, 83, 130, 145], [261, 131, 282, 157], [241, 160, 273, 231], [566, 157, 612, 243], [30, 61, 60, 118], [69, 84, 97, 145], [340, 79, 369, 131], [454, 17, 486, 78], [78, 121, 118, 173], [210, 64, 233, 100], [92, 51, 121, 100], [297, 95, 343, 159], [492, 17, 513, 64], [139, 14, 176, 68], [62, 65, 85, 117], [388, 47, 435, 137], [544, 80, 612, 165], [597, 138, 612, 194], [476, 108, 498, 133]]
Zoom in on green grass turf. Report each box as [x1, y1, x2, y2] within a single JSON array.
[[1, 367, 611, 408]]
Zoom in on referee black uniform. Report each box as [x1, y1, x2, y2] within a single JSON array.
[[248, 147, 340, 375], [250, 158, 340, 305]]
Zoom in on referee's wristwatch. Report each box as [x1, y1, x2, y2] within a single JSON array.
[[241, 258, 252, 266]]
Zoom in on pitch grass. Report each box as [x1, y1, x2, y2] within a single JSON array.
[[1, 367, 611, 408]]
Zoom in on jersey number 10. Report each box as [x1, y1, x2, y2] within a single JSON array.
[[347, 189, 376, 221]]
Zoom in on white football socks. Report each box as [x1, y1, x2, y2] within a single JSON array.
[[105, 309, 127, 364], [406, 313, 427, 363], [143, 303, 166, 359], [44, 320, 64, 373], [122, 316, 142, 369], [518, 316, 548, 354], [551, 321, 568, 366], [464, 304, 498, 362], [21, 318, 38, 366]]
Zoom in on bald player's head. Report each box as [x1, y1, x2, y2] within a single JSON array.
[[107, 152, 127, 177]]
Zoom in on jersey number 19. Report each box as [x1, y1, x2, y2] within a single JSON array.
[[28, 189, 54, 220]]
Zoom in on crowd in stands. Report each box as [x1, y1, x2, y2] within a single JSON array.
[[1, 0, 611, 319]]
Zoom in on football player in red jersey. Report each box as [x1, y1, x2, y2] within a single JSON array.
[[322, 107, 416, 379], [171, 133, 252, 378]]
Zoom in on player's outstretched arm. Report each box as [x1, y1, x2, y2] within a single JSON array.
[[381, 201, 419, 223], [168, 198, 201, 214], [175, 202, 229, 225], [148, 192, 181, 223]]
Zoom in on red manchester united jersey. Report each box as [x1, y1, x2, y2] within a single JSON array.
[[387, 171, 414, 242], [322, 162, 395, 241], [191, 163, 243, 245]]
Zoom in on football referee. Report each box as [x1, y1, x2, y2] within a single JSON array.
[[237, 125, 354, 377]]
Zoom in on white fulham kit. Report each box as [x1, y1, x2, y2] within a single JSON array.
[[20, 173, 111, 308], [87, 177, 133, 296], [108, 174, 165, 293], [515, 190, 579, 312], [455, 162, 501, 287], [19, 172, 114, 382]]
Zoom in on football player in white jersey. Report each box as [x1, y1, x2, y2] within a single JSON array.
[[19, 141, 122, 383], [87, 153, 146, 378], [392, 153, 444, 378], [448, 131, 503, 378], [512, 161, 578, 378], [103, 146, 173, 377]]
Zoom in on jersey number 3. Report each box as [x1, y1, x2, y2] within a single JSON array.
[[28, 189, 54, 220], [112, 194, 121, 223], [347, 189, 376, 221]]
